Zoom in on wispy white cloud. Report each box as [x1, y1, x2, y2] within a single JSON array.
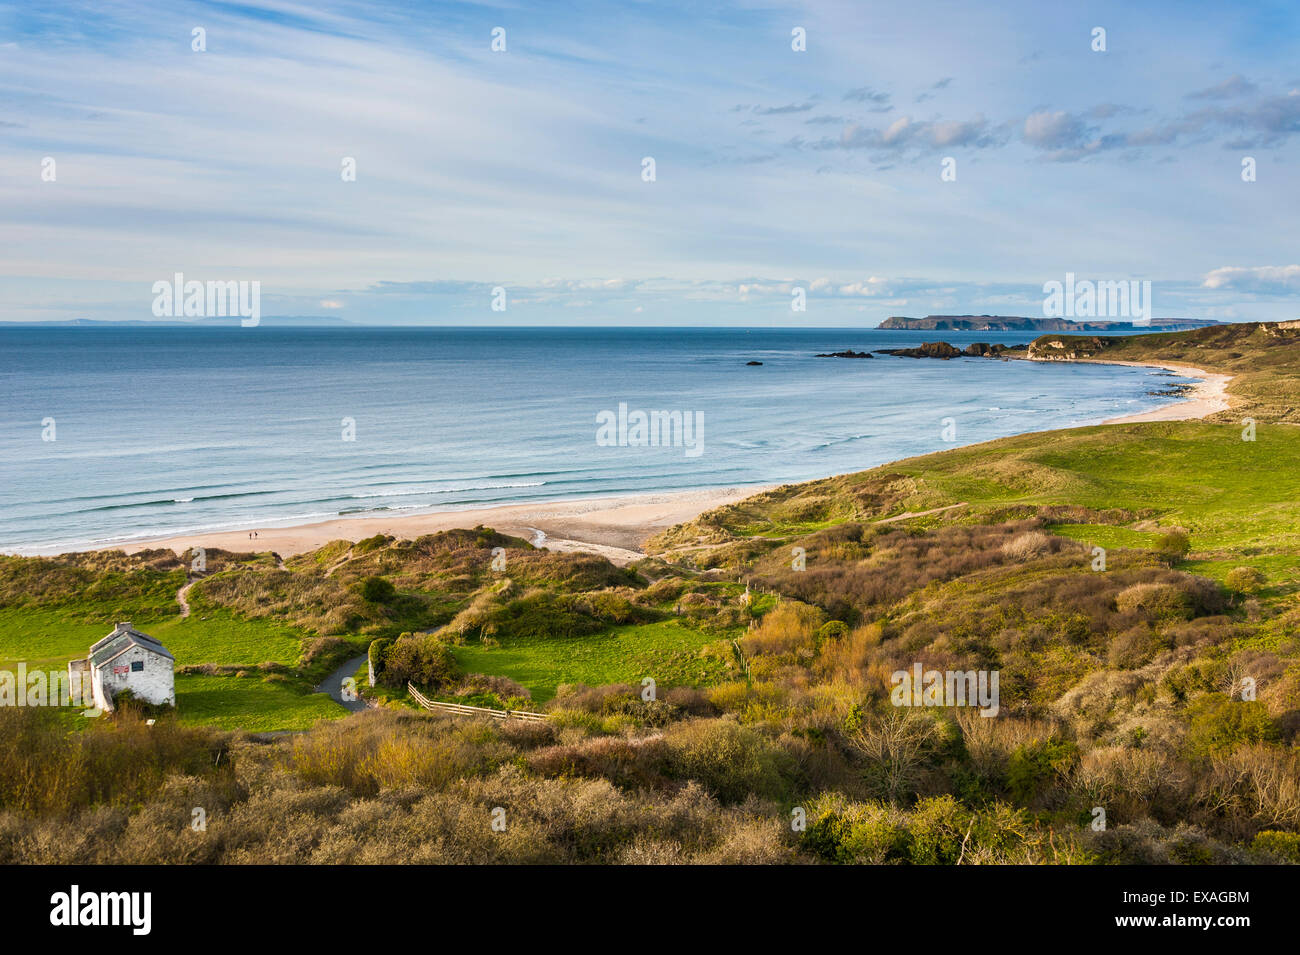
[[1, 0, 1298, 325], [1202, 265, 1300, 295]]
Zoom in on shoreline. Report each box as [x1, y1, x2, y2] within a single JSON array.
[[1072, 359, 1233, 424], [36, 359, 1232, 565], [93, 486, 773, 565]]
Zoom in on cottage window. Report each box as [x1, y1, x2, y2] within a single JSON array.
[[131, 661, 144, 672]]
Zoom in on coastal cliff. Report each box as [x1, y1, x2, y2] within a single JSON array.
[[880, 315, 1220, 332]]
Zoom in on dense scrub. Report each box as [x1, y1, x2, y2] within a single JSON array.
[[1, 696, 1294, 864]]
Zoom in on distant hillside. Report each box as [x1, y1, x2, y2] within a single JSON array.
[[879, 315, 1220, 332]]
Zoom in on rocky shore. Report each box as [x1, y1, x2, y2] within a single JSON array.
[[842, 341, 1028, 360]]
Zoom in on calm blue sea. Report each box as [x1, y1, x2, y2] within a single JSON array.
[[0, 326, 1188, 553]]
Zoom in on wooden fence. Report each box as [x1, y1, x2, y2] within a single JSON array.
[[407, 683, 548, 723]]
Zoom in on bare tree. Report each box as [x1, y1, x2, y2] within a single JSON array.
[[847, 708, 948, 801]]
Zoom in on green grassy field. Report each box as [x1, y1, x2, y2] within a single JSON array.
[[885, 421, 1300, 583], [0, 607, 110, 670], [0, 603, 346, 730], [173, 673, 344, 731], [452, 619, 728, 702], [0, 606, 306, 670]]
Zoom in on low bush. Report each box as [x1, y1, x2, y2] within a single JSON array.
[[380, 633, 460, 691], [368, 637, 393, 679], [660, 718, 797, 804], [1183, 696, 1278, 760], [360, 576, 397, 604], [1251, 830, 1300, 863], [1002, 531, 1052, 561], [1154, 529, 1191, 563], [1115, 582, 1193, 621], [1225, 566, 1266, 594]]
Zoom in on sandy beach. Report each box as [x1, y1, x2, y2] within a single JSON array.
[[97, 360, 1231, 565], [1090, 361, 1234, 424], [114, 486, 770, 565]]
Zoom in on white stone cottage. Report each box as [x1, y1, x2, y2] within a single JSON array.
[[68, 622, 175, 712]]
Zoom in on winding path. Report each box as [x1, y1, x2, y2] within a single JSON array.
[[874, 502, 968, 524], [324, 546, 362, 578], [314, 654, 370, 713], [176, 580, 197, 618]]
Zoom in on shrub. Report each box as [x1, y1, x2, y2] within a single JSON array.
[[380, 633, 460, 691], [298, 635, 352, 673], [663, 686, 717, 716], [1200, 744, 1300, 834], [527, 736, 668, 789], [802, 792, 1079, 864], [287, 710, 498, 796], [1006, 737, 1078, 804], [360, 576, 396, 604], [487, 590, 605, 640], [573, 589, 648, 625], [1073, 746, 1191, 825], [1115, 582, 1193, 621], [906, 795, 978, 864], [1183, 696, 1278, 760], [660, 718, 796, 803], [1225, 566, 1266, 594], [1085, 819, 1250, 865], [454, 672, 532, 703], [742, 601, 823, 658], [0, 706, 230, 816], [803, 794, 910, 864], [367, 637, 393, 679], [815, 621, 850, 644], [353, 534, 393, 555], [1252, 830, 1300, 863], [845, 707, 955, 802], [1001, 531, 1051, 561], [1154, 529, 1191, 562], [1107, 625, 1172, 668]]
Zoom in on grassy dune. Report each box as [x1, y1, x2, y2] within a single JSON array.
[[655, 340, 1293, 614], [658, 420, 1300, 584]]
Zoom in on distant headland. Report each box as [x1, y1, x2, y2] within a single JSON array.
[[878, 315, 1221, 333]]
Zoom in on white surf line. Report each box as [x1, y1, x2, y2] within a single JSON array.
[[1025, 354, 1233, 425]]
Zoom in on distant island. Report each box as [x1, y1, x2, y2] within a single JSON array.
[[878, 315, 1221, 332]]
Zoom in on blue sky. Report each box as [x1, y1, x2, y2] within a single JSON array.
[[2, 0, 1298, 325]]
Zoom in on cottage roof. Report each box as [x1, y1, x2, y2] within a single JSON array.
[[89, 622, 174, 667]]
